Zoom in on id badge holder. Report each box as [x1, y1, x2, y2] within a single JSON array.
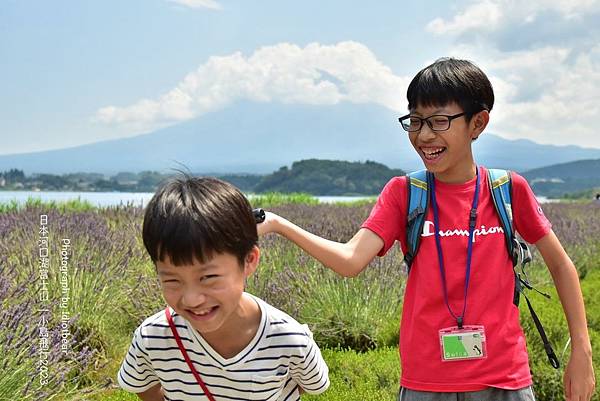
[[439, 325, 487, 362]]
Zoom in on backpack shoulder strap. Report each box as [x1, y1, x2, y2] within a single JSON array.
[[488, 168, 520, 304], [487, 168, 560, 369], [487, 168, 514, 260], [404, 169, 431, 271]]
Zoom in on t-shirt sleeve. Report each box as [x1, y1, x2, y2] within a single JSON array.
[[511, 172, 552, 244], [289, 324, 330, 394], [361, 176, 407, 256], [117, 326, 160, 393]]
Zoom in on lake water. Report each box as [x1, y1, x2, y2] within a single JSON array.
[[0, 191, 373, 207], [0, 190, 558, 207]]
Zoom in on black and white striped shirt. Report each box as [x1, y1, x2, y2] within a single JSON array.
[[118, 294, 329, 400]]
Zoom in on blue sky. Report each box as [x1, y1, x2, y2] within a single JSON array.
[[2, 0, 600, 155]]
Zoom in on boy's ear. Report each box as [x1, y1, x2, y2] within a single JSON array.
[[470, 110, 489, 140], [243, 246, 260, 278]]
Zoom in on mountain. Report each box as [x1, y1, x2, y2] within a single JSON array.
[[2, 102, 600, 175], [523, 159, 600, 180], [521, 159, 600, 197], [473, 136, 600, 173]]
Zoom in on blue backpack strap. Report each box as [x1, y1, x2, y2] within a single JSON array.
[[487, 168, 515, 260], [404, 169, 432, 271], [487, 168, 560, 369], [487, 169, 519, 304]]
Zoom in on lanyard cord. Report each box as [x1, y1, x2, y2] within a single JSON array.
[[430, 167, 480, 329], [165, 307, 217, 401]]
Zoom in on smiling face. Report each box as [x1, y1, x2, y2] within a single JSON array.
[[157, 247, 259, 337], [408, 102, 489, 183]]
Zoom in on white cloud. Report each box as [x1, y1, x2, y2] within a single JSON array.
[[95, 33, 600, 148], [501, 50, 600, 147], [95, 41, 410, 132], [427, 0, 600, 147], [427, 0, 600, 35], [536, 0, 599, 17], [427, 1, 503, 35], [167, 0, 221, 10], [446, 44, 600, 147]]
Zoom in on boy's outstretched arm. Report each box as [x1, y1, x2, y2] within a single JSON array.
[[257, 212, 384, 277], [535, 230, 595, 401]]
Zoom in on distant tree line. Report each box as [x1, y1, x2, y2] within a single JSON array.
[[0, 160, 406, 195], [255, 159, 405, 195], [562, 187, 600, 201], [0, 169, 171, 192], [4, 157, 600, 198]]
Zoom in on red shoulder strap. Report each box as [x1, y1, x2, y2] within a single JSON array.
[[165, 307, 217, 401]]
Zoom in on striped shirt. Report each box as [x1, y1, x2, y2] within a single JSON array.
[[118, 294, 329, 400]]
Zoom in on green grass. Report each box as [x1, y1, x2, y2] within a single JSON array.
[[250, 192, 320, 207], [249, 192, 375, 208], [304, 347, 400, 401], [332, 197, 376, 207], [0, 197, 96, 213], [0, 193, 374, 216]]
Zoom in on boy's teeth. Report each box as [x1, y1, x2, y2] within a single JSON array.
[[191, 308, 213, 316], [424, 148, 444, 155], [421, 147, 446, 160]]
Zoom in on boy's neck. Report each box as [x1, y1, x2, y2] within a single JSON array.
[[200, 293, 262, 359], [434, 161, 477, 184]]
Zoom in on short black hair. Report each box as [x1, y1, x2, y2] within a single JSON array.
[[407, 58, 494, 120], [142, 175, 257, 267]]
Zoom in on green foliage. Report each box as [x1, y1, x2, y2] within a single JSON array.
[[250, 192, 319, 207], [0, 342, 36, 400], [303, 347, 400, 401], [333, 197, 377, 207], [1, 203, 598, 400], [1, 168, 25, 183], [0, 169, 170, 192], [0, 197, 96, 213], [0, 199, 19, 213], [0, 205, 150, 399], [217, 174, 263, 191], [562, 187, 600, 201], [517, 268, 600, 401], [3, 157, 599, 198], [254, 159, 405, 195], [84, 391, 139, 401], [531, 180, 600, 199], [1, 159, 405, 195], [275, 264, 402, 350]]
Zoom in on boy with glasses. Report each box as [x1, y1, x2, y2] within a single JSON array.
[[258, 58, 595, 400], [118, 176, 329, 401]]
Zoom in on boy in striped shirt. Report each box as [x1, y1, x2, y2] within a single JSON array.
[[118, 175, 329, 401]]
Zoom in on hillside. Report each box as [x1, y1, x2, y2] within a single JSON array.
[[255, 159, 404, 195], [522, 159, 600, 198]]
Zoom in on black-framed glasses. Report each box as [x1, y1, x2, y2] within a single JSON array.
[[398, 112, 466, 132]]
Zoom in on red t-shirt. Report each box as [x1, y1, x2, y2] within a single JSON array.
[[362, 166, 552, 392]]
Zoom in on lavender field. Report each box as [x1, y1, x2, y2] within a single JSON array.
[[0, 201, 598, 401]]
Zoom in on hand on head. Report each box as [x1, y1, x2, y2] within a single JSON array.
[[256, 211, 280, 236]]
